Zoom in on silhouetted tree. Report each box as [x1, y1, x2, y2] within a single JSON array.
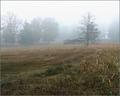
[[19, 17, 42, 45], [30, 17, 42, 43], [2, 13, 20, 46], [77, 13, 100, 46], [19, 22, 34, 45]]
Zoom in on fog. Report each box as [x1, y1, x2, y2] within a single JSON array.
[[2, 1, 119, 26], [1, 1, 119, 46]]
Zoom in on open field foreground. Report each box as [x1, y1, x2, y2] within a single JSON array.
[[0, 44, 120, 95]]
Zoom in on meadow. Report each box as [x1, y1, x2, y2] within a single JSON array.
[[1, 44, 120, 95]]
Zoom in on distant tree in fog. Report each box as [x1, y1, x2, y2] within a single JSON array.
[[108, 21, 119, 43], [30, 18, 42, 42], [19, 17, 59, 45], [41, 18, 59, 43], [2, 13, 20, 46], [77, 13, 100, 46], [19, 22, 36, 45], [19, 18, 42, 45]]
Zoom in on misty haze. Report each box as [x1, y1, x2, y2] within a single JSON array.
[[0, 1, 120, 95]]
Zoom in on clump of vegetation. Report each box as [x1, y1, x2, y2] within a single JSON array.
[[44, 64, 64, 76]]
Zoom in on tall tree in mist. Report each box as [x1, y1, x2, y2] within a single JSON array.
[[30, 18, 42, 42], [2, 13, 20, 46], [41, 18, 59, 43], [19, 22, 36, 45], [19, 18, 42, 45], [78, 13, 100, 46]]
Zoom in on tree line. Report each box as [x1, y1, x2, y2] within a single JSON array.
[[1, 13, 59, 46], [0, 12, 119, 47]]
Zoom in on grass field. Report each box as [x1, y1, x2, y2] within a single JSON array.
[[0, 44, 120, 95]]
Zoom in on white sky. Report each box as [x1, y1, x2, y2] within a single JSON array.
[[1, 1, 119, 28]]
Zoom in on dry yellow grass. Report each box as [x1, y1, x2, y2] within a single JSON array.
[[1, 44, 120, 95]]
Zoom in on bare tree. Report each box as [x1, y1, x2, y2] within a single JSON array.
[[78, 12, 100, 46], [2, 12, 20, 46]]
